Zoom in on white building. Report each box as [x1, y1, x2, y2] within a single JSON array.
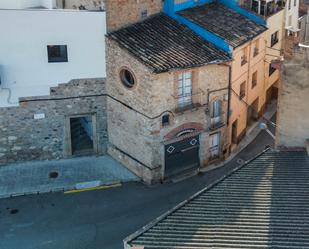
[[285, 0, 300, 33], [0, 0, 104, 10], [0, 0, 57, 9], [0, 3, 106, 107]]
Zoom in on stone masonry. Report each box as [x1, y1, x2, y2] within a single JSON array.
[[107, 38, 230, 183], [60, 0, 105, 10], [0, 78, 107, 165], [105, 0, 162, 32]]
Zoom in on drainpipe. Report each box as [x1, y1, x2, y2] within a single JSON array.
[[216, 63, 232, 126], [226, 64, 232, 126]]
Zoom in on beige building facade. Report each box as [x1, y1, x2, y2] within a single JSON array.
[[237, 0, 285, 145], [229, 33, 267, 146], [265, 8, 285, 106]]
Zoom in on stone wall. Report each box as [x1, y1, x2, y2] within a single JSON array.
[[276, 48, 309, 148], [59, 0, 105, 10], [106, 38, 230, 182], [105, 0, 162, 32], [0, 78, 107, 165]]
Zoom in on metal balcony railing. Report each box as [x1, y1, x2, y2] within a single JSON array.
[[209, 117, 225, 131], [209, 145, 220, 160], [172, 89, 204, 113], [240, 0, 285, 18]]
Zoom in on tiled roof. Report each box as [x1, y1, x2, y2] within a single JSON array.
[[178, 2, 267, 48], [125, 150, 309, 248], [107, 13, 231, 73]]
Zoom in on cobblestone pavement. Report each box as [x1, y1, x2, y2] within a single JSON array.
[[0, 155, 139, 198]]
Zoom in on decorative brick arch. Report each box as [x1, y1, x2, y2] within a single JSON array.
[[164, 122, 204, 140]]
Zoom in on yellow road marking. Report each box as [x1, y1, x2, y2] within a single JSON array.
[[64, 182, 122, 194]]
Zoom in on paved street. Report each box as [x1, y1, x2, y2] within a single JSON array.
[[0, 119, 275, 249]]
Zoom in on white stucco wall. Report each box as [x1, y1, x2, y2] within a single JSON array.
[[0, 9, 106, 107], [0, 0, 57, 9], [285, 0, 299, 31]]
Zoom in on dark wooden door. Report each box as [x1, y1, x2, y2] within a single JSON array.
[[164, 135, 200, 177]]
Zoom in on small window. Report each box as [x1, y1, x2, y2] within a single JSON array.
[[47, 45, 68, 63], [240, 81, 246, 100], [210, 100, 222, 129], [253, 40, 259, 57], [211, 100, 222, 119], [178, 72, 192, 107], [252, 71, 257, 88], [294, 0, 297, 6], [162, 114, 170, 127], [271, 31, 279, 47], [288, 0, 291, 9], [141, 9, 148, 19], [120, 68, 136, 88], [241, 47, 248, 66], [269, 64, 276, 76]]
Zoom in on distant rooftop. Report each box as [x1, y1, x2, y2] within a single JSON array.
[[178, 2, 267, 48], [126, 150, 309, 248], [240, 0, 285, 19], [108, 13, 231, 73]]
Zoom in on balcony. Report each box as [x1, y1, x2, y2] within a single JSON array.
[[209, 117, 225, 131], [209, 145, 221, 161], [172, 89, 204, 113], [240, 0, 285, 19]]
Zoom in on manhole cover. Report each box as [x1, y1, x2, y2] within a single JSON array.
[[10, 209, 19, 215], [237, 158, 245, 165], [49, 171, 59, 179]]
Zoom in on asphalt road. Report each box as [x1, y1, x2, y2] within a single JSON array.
[[0, 124, 275, 249]]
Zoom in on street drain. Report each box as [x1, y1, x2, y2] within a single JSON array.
[[10, 209, 19, 215], [49, 171, 59, 179]]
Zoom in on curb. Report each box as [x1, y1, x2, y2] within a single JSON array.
[[0, 181, 124, 199]]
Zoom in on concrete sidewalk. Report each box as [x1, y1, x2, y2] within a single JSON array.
[[0, 155, 139, 198]]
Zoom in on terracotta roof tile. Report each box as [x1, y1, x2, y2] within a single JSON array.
[[108, 13, 231, 73], [179, 2, 267, 48]]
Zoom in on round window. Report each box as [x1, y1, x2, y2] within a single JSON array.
[[120, 69, 135, 88]]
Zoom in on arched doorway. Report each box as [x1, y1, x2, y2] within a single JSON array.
[[164, 123, 203, 177]]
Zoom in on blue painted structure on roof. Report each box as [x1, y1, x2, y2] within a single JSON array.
[[163, 0, 266, 54]]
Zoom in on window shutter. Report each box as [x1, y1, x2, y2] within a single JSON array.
[[212, 100, 221, 118]]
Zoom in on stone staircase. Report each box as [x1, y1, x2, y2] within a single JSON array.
[[70, 118, 93, 154]]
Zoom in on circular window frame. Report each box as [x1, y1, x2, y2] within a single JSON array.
[[119, 67, 137, 89]]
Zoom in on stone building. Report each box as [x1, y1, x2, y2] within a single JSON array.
[[0, 79, 108, 165], [276, 46, 309, 148], [106, 2, 232, 183]]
